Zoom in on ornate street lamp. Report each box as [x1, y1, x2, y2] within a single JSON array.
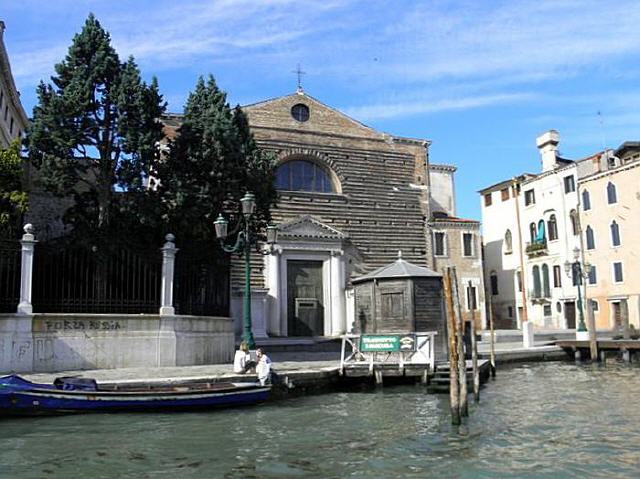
[[214, 192, 278, 349], [564, 247, 590, 335]]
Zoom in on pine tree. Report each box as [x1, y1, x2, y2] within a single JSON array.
[[26, 14, 166, 243], [158, 76, 276, 245], [0, 140, 28, 239]]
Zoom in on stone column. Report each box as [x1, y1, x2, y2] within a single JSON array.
[[17, 224, 37, 315], [330, 250, 346, 335], [160, 234, 178, 316], [265, 248, 282, 336]]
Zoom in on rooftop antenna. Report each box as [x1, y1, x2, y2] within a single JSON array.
[[597, 110, 607, 151], [292, 64, 306, 93]]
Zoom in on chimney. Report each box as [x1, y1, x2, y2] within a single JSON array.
[[536, 130, 560, 172]]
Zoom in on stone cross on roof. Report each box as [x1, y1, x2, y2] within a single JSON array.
[[292, 63, 306, 93]]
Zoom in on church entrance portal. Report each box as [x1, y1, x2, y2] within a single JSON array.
[[287, 260, 324, 336]]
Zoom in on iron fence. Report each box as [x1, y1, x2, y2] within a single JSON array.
[[0, 239, 21, 313], [174, 249, 229, 317], [32, 241, 162, 314]]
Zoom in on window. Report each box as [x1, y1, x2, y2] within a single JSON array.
[[484, 193, 492, 207], [507, 306, 513, 318], [607, 182, 617, 204], [291, 103, 310, 122], [585, 226, 595, 250], [524, 189, 535, 206], [542, 264, 550, 297], [381, 292, 404, 319], [613, 262, 624, 283], [434, 232, 446, 256], [543, 304, 552, 317], [490, 272, 499, 295], [9, 117, 13, 135], [532, 266, 541, 298], [569, 209, 579, 236], [466, 285, 478, 311], [504, 229, 512, 254], [529, 223, 537, 243], [610, 220, 621, 247], [462, 233, 474, 257], [0, 90, 3, 108], [582, 190, 591, 211], [275, 160, 334, 193], [564, 175, 575, 193], [590, 299, 599, 312], [553, 265, 562, 288], [556, 302, 562, 313], [3, 106, 7, 121], [547, 215, 558, 241], [588, 265, 597, 285], [501, 188, 510, 201], [537, 219, 546, 243], [516, 270, 523, 292]]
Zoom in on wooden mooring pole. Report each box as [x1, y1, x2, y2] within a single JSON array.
[[468, 281, 480, 403], [487, 294, 496, 377], [451, 268, 468, 417], [443, 268, 460, 425]]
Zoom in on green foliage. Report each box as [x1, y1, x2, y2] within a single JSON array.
[[0, 139, 28, 238], [157, 76, 276, 246], [26, 14, 166, 244]]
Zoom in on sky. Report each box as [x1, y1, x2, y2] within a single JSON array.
[[3, 0, 640, 221]]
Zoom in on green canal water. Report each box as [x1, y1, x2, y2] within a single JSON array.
[[1, 362, 640, 478]]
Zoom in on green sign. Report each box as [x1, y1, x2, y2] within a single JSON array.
[[360, 334, 415, 352]]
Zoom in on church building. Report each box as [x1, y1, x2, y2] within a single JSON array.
[[226, 89, 476, 339]]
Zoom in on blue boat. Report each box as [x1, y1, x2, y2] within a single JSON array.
[[0, 374, 270, 416]]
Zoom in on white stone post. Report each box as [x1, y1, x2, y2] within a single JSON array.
[[17, 224, 37, 315], [160, 234, 178, 316], [265, 248, 282, 336], [522, 320, 535, 348]]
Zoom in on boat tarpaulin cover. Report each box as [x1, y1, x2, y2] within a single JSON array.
[[53, 377, 98, 391]]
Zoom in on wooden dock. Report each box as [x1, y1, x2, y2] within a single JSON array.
[[556, 339, 640, 362]]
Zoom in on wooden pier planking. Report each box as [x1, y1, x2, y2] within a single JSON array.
[[556, 340, 640, 362]]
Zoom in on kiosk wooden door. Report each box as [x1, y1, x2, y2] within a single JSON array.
[[287, 260, 324, 336]]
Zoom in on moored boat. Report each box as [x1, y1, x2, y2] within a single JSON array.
[[0, 374, 270, 416]]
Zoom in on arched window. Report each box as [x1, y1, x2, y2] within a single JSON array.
[[569, 209, 579, 236], [275, 159, 335, 193], [532, 265, 541, 298], [607, 182, 617, 204], [547, 215, 558, 241], [529, 223, 537, 244], [537, 219, 546, 243], [504, 229, 513, 254], [585, 225, 595, 250], [542, 264, 550, 297], [610, 220, 621, 246], [582, 190, 591, 210]]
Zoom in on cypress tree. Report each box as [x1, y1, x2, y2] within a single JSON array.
[[159, 75, 276, 245], [27, 14, 166, 243]]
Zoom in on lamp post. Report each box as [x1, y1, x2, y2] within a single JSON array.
[[214, 192, 278, 349], [564, 247, 590, 336]]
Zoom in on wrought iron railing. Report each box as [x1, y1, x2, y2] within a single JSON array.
[[32, 241, 162, 314], [174, 250, 229, 317], [0, 239, 21, 313]]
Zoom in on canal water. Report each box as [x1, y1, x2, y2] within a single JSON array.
[[1, 362, 640, 478]]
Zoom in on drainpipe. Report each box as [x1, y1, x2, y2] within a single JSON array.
[[513, 178, 529, 325]]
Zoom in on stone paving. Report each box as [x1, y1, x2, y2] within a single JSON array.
[[21, 339, 564, 386]]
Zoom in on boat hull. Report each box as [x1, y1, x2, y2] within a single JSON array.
[[0, 376, 270, 416]]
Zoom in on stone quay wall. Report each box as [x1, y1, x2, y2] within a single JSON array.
[[0, 314, 234, 373]]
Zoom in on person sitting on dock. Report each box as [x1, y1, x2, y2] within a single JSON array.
[[256, 348, 272, 386], [233, 342, 256, 374]]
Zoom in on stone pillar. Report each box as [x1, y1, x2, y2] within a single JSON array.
[[160, 234, 178, 316], [17, 224, 37, 315], [330, 250, 346, 335], [265, 248, 282, 336], [522, 320, 534, 348]]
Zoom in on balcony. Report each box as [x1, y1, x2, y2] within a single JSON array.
[[525, 240, 547, 258]]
